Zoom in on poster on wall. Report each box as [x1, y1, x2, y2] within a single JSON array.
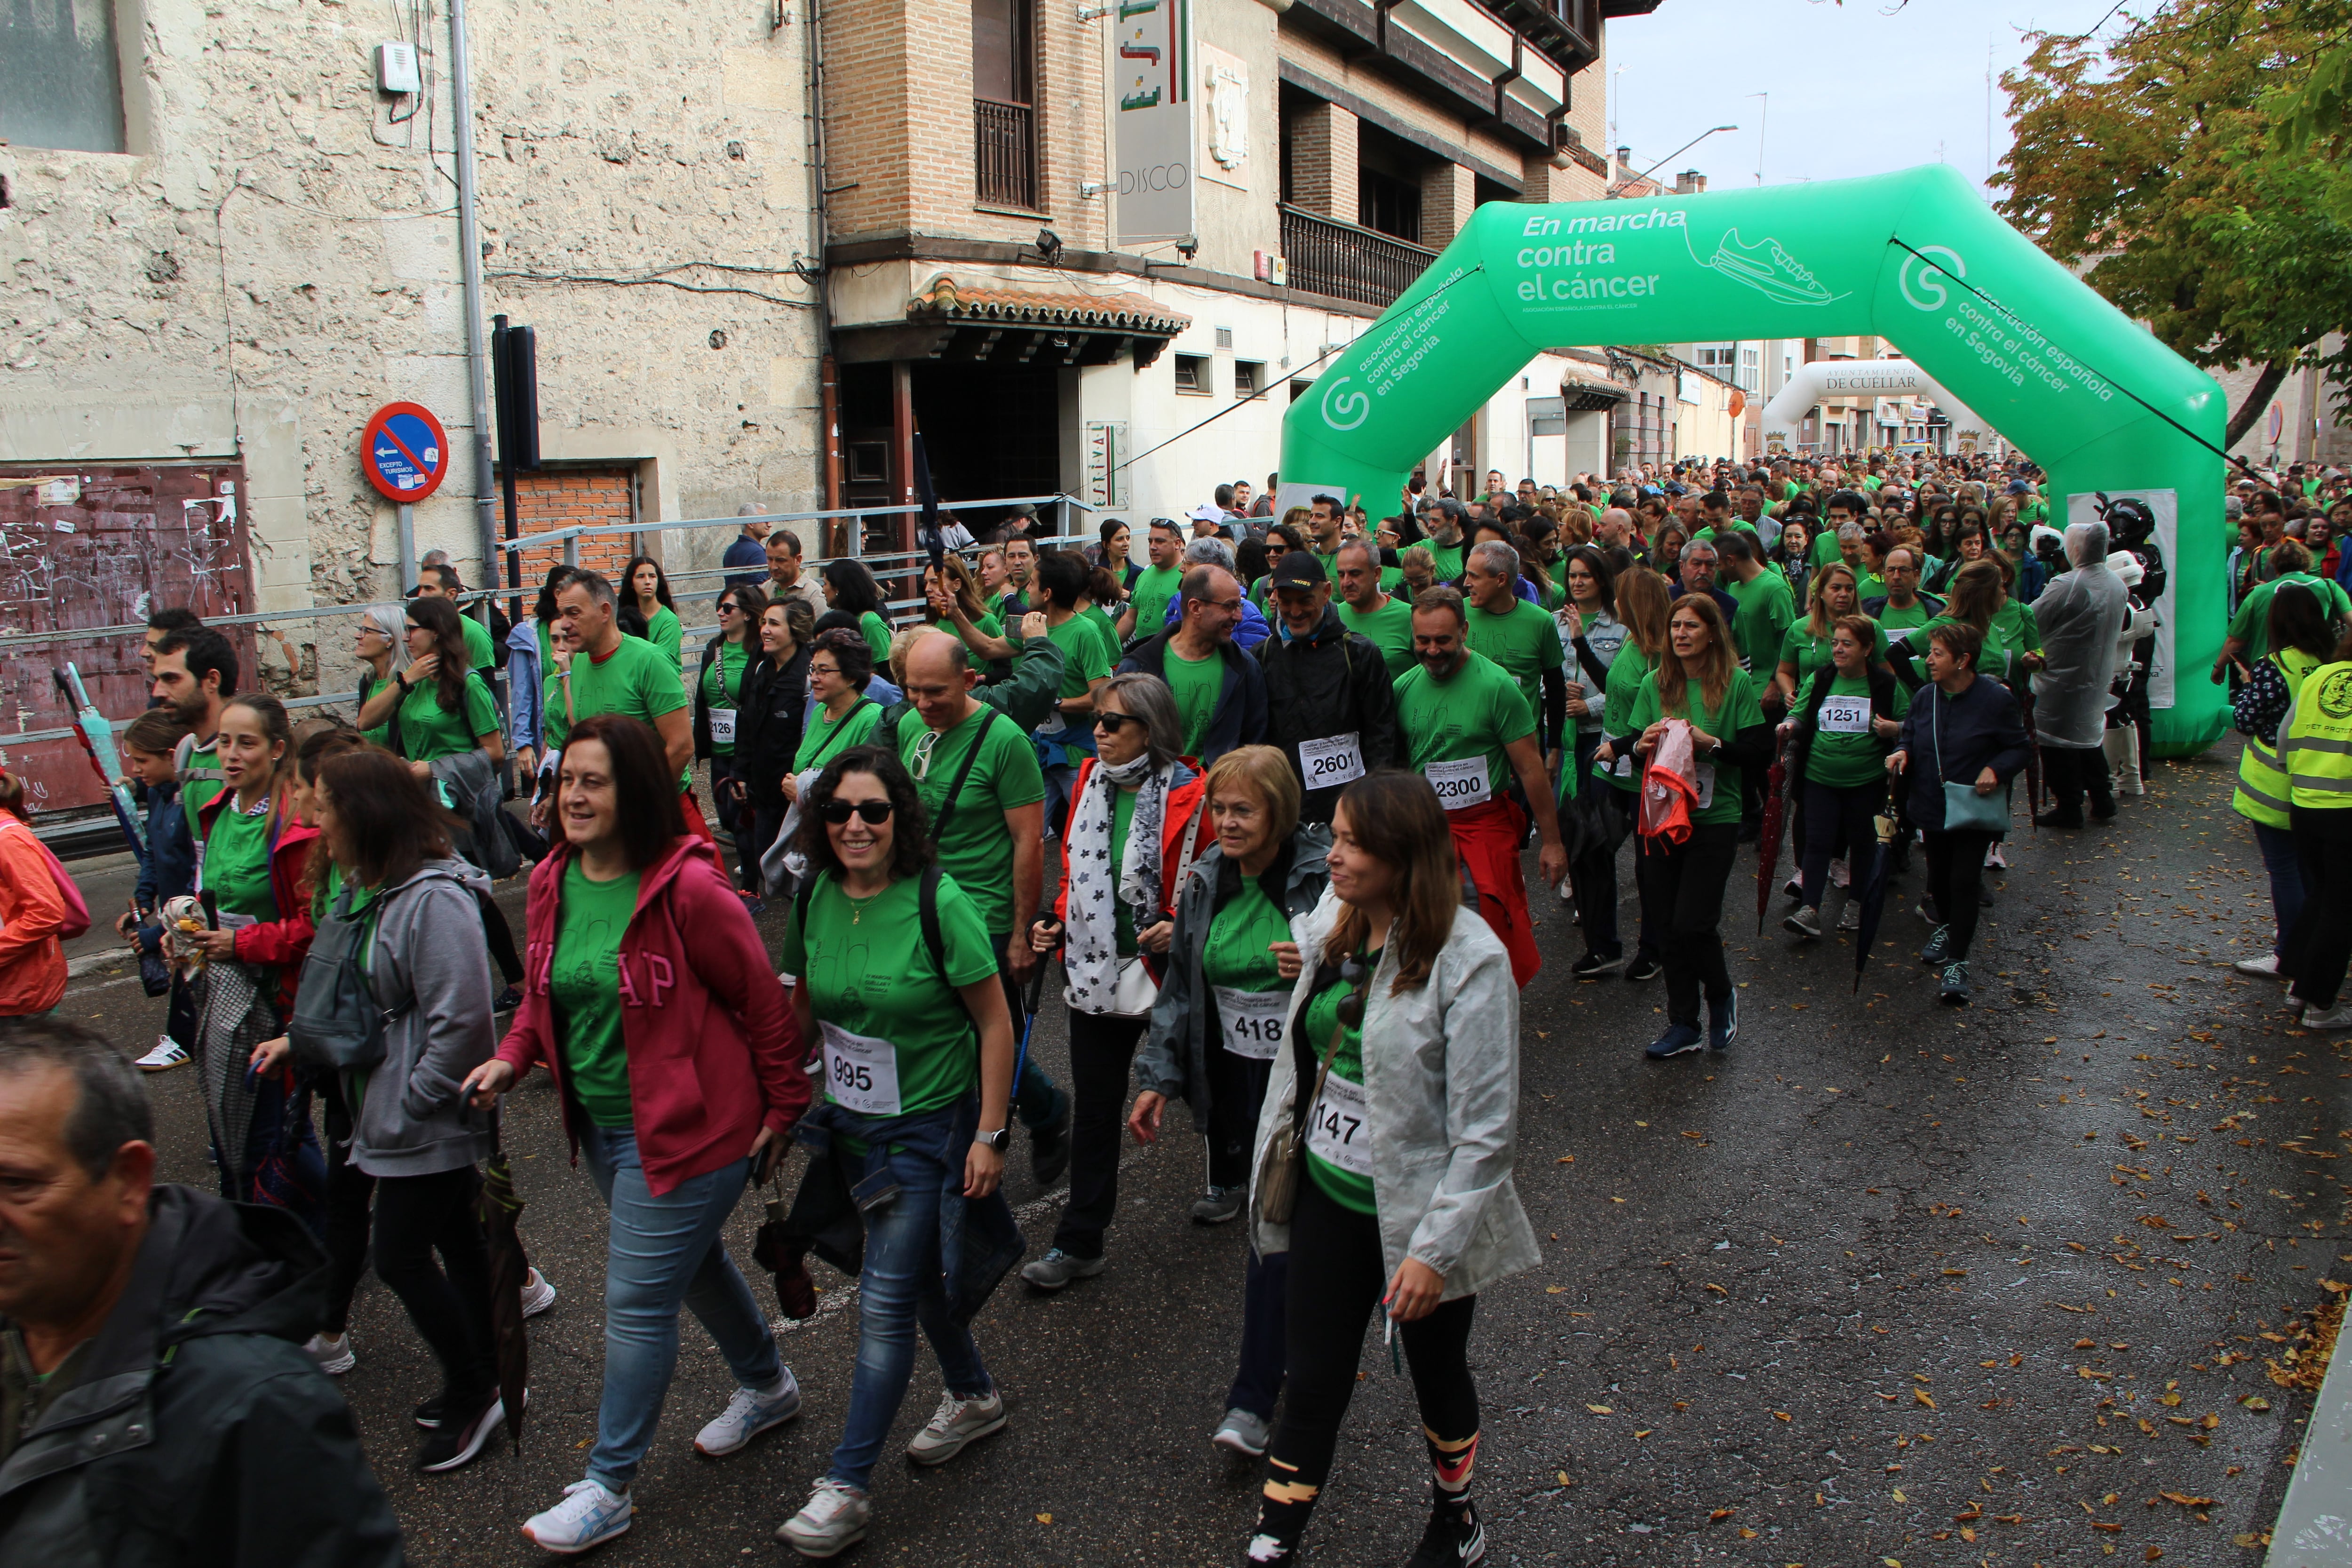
[[2067, 487, 2176, 710], [1086, 421, 1130, 509], [1114, 0, 1194, 245]]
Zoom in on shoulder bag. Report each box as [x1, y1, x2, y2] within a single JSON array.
[[1255, 1009, 1347, 1228], [1933, 688, 2009, 833]]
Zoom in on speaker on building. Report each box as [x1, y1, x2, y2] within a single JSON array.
[[492, 318, 541, 471]]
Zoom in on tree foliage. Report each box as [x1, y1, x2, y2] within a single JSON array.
[[1996, 0, 2352, 446]]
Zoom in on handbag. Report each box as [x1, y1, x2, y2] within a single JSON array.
[[1932, 687, 2009, 833], [1254, 1015, 1347, 1229], [1111, 955, 1159, 1017]]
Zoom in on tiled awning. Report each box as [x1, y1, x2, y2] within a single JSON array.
[[832, 274, 1192, 368]]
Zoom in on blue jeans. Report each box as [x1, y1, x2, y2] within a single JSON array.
[[2255, 821, 2305, 957], [577, 1123, 781, 1492], [828, 1136, 993, 1490]]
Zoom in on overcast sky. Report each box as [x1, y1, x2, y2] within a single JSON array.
[[1604, 0, 2138, 196]]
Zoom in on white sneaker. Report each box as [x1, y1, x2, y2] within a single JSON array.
[[2302, 1003, 2352, 1030], [136, 1036, 190, 1072], [2233, 952, 2282, 978], [778, 1479, 870, 1559], [1836, 901, 1860, 932], [692, 1369, 801, 1457], [522, 1480, 632, 1554], [1984, 842, 2008, 868], [521, 1267, 557, 1317], [304, 1331, 356, 1376], [1829, 857, 1851, 890], [905, 1386, 1007, 1465]]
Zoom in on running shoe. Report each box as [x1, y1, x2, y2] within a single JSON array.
[[1556, 873, 1576, 905], [1836, 902, 1860, 932], [304, 1331, 356, 1376], [1706, 230, 1835, 306], [493, 985, 523, 1014], [1212, 1407, 1271, 1458], [1406, 1500, 1486, 1568], [1572, 950, 1626, 979], [906, 1386, 1007, 1466], [1829, 858, 1851, 890], [693, 1370, 802, 1457], [1920, 926, 1952, 968], [1985, 842, 2008, 869], [1781, 875, 1803, 902], [2302, 1003, 2352, 1030], [1783, 906, 1822, 940], [1645, 1023, 1705, 1059], [521, 1266, 557, 1317], [420, 1384, 526, 1431], [1190, 1186, 1243, 1224], [1624, 954, 1663, 983], [2233, 952, 2282, 978], [524, 1480, 631, 1553], [417, 1388, 504, 1472], [136, 1035, 190, 1073], [778, 1480, 869, 1558], [1019, 1248, 1104, 1291], [1708, 990, 1739, 1052], [1938, 962, 1972, 1006]]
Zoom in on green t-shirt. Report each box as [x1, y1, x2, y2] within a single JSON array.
[[396, 671, 500, 763], [551, 860, 640, 1128], [1463, 599, 1564, 728], [459, 611, 496, 674], [1165, 645, 1224, 757], [1598, 643, 1656, 793], [1624, 666, 1769, 826], [1871, 596, 1939, 667], [794, 698, 883, 775], [1302, 950, 1381, 1215], [1128, 564, 1184, 639], [548, 635, 693, 788], [900, 707, 1044, 937], [1809, 532, 1847, 568], [1045, 613, 1113, 702], [781, 870, 1000, 1118], [1422, 542, 1464, 581], [1394, 651, 1536, 801], [2229, 573, 2352, 661], [200, 797, 278, 923], [1723, 569, 1797, 675], [1800, 671, 1909, 789], [700, 638, 753, 757], [355, 676, 394, 752], [857, 611, 894, 669], [1109, 788, 1140, 956], [1082, 605, 1121, 663], [1337, 594, 1417, 679], [1989, 599, 2042, 663], [640, 605, 683, 679], [1855, 572, 1887, 603], [1200, 875, 1290, 995]]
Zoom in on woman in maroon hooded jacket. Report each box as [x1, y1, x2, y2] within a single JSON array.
[[463, 713, 808, 1553]]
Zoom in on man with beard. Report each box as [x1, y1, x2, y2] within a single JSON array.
[[1392, 588, 1568, 988]]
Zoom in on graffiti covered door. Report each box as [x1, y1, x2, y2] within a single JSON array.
[[0, 465, 255, 817]]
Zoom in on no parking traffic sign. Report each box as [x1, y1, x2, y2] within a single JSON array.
[[361, 402, 451, 502]]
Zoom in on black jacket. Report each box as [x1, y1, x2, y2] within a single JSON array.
[[691, 633, 758, 760], [0, 1185, 405, 1568], [734, 645, 812, 804], [1896, 673, 2032, 834], [1118, 631, 1268, 766], [1253, 605, 1401, 823]]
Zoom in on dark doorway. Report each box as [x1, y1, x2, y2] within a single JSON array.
[[909, 362, 1063, 536]]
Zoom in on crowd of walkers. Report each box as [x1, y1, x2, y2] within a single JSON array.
[[0, 449, 2345, 1565]]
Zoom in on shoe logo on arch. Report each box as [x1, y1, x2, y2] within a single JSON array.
[[1704, 229, 1836, 307]]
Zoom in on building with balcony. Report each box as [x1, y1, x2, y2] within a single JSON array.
[[816, 0, 1669, 535]]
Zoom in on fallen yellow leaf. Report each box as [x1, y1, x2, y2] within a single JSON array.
[[1587, 1404, 1613, 1414], [1914, 1387, 1937, 1410], [1035, 1513, 1053, 1524]]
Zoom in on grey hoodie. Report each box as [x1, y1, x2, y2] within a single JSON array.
[[351, 856, 497, 1178]]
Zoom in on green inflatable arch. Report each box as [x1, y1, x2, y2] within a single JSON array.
[[1279, 163, 2227, 755]]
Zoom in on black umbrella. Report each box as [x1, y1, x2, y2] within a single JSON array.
[[751, 1148, 819, 1321], [911, 432, 945, 573], [476, 1105, 531, 1452], [1850, 807, 1900, 994]]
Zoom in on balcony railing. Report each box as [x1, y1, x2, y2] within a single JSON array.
[[1279, 204, 1438, 311], [974, 98, 1036, 211]]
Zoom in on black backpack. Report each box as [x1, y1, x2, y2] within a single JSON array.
[[793, 863, 949, 986], [286, 870, 479, 1071]]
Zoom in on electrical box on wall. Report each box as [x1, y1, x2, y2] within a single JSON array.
[[375, 42, 421, 95]]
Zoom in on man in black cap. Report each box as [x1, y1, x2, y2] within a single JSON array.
[[1255, 551, 1400, 825]]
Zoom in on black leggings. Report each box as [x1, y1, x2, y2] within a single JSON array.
[[1258, 1176, 1478, 1547], [2284, 812, 2352, 1010], [1799, 778, 1883, 910], [1050, 1008, 1147, 1258], [1637, 821, 1740, 1026], [318, 1078, 377, 1336], [1923, 828, 1996, 961], [372, 1164, 499, 1400], [1204, 1040, 1272, 1190]]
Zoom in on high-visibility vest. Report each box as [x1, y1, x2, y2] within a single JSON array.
[[2234, 647, 2324, 827], [2280, 660, 2352, 812]]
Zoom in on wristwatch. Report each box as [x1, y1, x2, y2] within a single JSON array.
[[975, 1124, 1012, 1153]]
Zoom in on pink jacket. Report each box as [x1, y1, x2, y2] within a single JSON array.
[[1639, 719, 1700, 845], [496, 837, 808, 1195]]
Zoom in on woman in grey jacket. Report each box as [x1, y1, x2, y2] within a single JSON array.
[[1240, 772, 1538, 1568], [307, 748, 507, 1472], [1129, 745, 1329, 1459]]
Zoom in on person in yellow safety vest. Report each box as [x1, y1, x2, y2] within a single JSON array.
[[2230, 583, 2337, 983], [2275, 615, 2352, 1031]]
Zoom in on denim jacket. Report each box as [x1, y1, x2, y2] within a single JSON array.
[[1248, 891, 1540, 1302]]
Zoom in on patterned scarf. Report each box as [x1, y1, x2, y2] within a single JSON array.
[[1061, 753, 1168, 1015]]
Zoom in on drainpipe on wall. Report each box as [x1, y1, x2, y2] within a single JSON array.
[[806, 0, 844, 523], [447, 0, 499, 617]]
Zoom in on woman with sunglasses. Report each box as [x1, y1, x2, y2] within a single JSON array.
[[776, 748, 1017, 1558], [696, 583, 770, 901], [784, 629, 883, 806], [350, 605, 407, 750], [1023, 673, 1211, 1291], [462, 714, 805, 1553], [1239, 771, 1534, 1568], [353, 596, 503, 773]]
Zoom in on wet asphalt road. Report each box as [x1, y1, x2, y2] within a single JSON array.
[[54, 741, 2346, 1566]]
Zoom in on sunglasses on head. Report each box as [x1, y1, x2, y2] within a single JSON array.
[[818, 798, 894, 825]]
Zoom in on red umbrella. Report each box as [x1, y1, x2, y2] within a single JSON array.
[[1754, 730, 1793, 934]]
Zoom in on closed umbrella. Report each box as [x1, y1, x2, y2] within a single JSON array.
[[476, 1106, 531, 1452], [2014, 676, 2046, 826], [1753, 731, 1792, 934], [1850, 809, 1899, 994]]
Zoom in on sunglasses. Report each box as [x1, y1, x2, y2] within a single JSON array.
[[1335, 951, 1371, 1030], [1094, 710, 1141, 734], [818, 798, 894, 825]]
